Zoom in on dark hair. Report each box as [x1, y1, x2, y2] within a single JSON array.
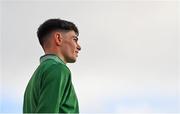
[[37, 18, 79, 47]]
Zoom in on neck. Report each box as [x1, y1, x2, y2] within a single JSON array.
[[45, 50, 67, 64]]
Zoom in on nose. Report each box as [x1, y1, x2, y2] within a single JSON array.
[[77, 43, 81, 51]]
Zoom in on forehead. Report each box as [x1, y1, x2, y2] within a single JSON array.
[[64, 30, 77, 37]]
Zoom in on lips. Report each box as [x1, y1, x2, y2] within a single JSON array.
[[75, 51, 78, 57]]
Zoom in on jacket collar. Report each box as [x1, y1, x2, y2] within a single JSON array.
[[40, 54, 66, 65]]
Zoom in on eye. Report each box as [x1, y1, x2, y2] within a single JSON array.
[[73, 39, 77, 42], [73, 38, 78, 42]]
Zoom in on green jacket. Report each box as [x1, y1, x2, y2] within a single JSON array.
[[23, 54, 79, 113]]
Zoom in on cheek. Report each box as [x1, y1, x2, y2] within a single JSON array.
[[63, 42, 76, 54]]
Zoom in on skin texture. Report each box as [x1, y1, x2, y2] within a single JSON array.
[[43, 30, 81, 64]]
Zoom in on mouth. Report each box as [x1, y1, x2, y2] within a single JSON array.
[[75, 51, 79, 57], [75, 51, 78, 54]]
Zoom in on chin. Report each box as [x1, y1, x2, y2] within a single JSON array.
[[67, 58, 76, 63]]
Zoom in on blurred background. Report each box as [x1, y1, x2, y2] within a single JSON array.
[[0, 0, 180, 113]]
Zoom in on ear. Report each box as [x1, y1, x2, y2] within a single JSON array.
[[54, 32, 63, 46]]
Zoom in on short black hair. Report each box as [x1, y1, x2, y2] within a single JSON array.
[[37, 18, 79, 47]]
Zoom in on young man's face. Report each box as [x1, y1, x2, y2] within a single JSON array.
[[60, 31, 81, 63]]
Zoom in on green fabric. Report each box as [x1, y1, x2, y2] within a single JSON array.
[[23, 54, 79, 113]]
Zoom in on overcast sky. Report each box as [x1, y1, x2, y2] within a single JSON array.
[[0, 0, 180, 113]]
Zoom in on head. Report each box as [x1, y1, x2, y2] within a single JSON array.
[[37, 18, 81, 63]]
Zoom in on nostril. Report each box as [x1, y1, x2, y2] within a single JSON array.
[[77, 47, 81, 51]]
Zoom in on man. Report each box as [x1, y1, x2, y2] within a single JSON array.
[[23, 18, 81, 113]]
